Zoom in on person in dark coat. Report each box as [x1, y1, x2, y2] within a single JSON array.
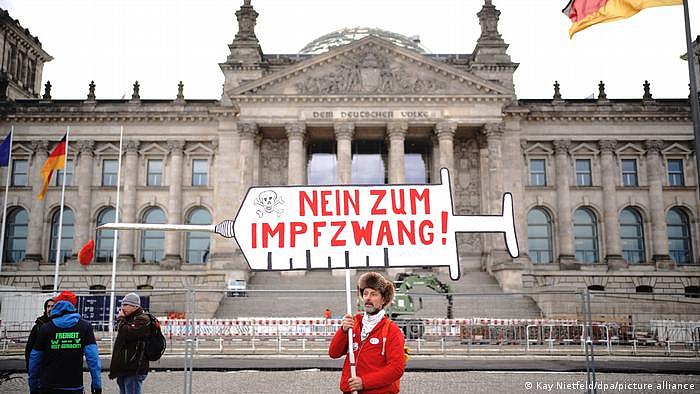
[[24, 298, 54, 370], [109, 292, 151, 394]]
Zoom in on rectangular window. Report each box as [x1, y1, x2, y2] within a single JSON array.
[[575, 159, 592, 186], [54, 159, 74, 186], [11, 159, 28, 186], [668, 159, 685, 186], [147, 159, 162, 186], [191, 159, 208, 186], [102, 159, 118, 186], [530, 159, 546, 186], [621, 159, 638, 187]]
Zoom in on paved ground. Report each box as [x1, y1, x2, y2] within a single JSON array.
[[2, 355, 699, 374], [0, 370, 698, 394]]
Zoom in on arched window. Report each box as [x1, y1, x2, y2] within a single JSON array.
[[49, 208, 74, 263], [685, 286, 700, 298], [574, 208, 599, 263], [96, 207, 115, 263], [186, 208, 211, 264], [527, 208, 552, 264], [620, 208, 645, 264], [89, 284, 106, 295], [140, 208, 165, 263], [4, 207, 28, 262], [667, 207, 693, 265]]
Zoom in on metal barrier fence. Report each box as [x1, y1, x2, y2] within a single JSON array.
[[2, 287, 699, 394]]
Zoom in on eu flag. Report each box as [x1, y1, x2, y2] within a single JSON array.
[[0, 130, 11, 167]]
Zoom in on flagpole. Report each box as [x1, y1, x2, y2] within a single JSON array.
[[682, 0, 700, 186], [0, 126, 13, 275], [53, 126, 70, 292], [108, 125, 124, 344]]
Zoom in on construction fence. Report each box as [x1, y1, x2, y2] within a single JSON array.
[[1, 288, 699, 357]]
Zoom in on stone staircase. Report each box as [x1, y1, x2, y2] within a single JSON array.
[[214, 269, 542, 319]]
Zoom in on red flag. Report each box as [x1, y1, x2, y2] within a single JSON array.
[[78, 239, 95, 265]]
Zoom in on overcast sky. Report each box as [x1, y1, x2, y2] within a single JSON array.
[[1, 0, 697, 100]]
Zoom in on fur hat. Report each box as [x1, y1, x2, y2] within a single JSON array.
[[121, 292, 141, 308], [54, 291, 78, 307], [357, 272, 394, 307]]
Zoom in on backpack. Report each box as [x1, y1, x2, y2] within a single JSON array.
[[143, 313, 166, 361]]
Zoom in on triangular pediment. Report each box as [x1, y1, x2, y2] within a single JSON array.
[[228, 36, 512, 97], [662, 143, 692, 156], [94, 143, 120, 156], [184, 143, 215, 157], [616, 143, 645, 156], [524, 142, 553, 156], [570, 143, 599, 156], [139, 143, 168, 156]]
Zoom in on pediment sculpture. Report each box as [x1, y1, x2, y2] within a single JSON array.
[[294, 48, 447, 95]]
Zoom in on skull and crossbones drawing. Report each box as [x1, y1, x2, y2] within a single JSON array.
[[254, 190, 284, 218]]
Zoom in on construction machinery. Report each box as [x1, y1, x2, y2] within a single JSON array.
[[387, 273, 454, 319], [385, 273, 454, 339]]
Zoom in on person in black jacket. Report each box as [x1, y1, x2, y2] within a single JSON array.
[[109, 292, 151, 394], [28, 290, 102, 394], [24, 298, 54, 371]]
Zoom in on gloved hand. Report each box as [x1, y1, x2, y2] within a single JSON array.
[[91, 387, 102, 394]]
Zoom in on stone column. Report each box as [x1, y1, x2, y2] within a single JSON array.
[[387, 121, 407, 184], [334, 122, 354, 184], [599, 140, 625, 269], [253, 133, 262, 185], [119, 140, 139, 263], [24, 141, 48, 264], [73, 140, 95, 256], [238, 122, 259, 198], [435, 121, 456, 180], [286, 122, 306, 185], [210, 123, 242, 270], [163, 140, 184, 268], [645, 140, 673, 268], [554, 140, 576, 267], [430, 135, 440, 184], [483, 123, 509, 268], [484, 123, 504, 210]]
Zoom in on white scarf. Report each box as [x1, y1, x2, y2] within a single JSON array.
[[360, 309, 385, 342]]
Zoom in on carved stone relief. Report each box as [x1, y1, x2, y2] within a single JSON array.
[[260, 138, 288, 186], [294, 47, 448, 95], [453, 139, 482, 253]]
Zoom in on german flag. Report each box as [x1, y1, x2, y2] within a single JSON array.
[[38, 134, 67, 200], [564, 0, 682, 38]]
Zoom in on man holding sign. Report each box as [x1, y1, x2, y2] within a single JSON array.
[[329, 272, 405, 393]]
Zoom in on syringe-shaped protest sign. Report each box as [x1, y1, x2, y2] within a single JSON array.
[[100, 168, 518, 280]]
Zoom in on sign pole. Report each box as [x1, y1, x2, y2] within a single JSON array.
[[345, 268, 358, 394]]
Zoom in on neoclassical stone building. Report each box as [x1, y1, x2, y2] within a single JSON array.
[[0, 1, 698, 319]]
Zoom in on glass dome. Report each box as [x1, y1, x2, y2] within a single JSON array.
[[299, 27, 429, 54]]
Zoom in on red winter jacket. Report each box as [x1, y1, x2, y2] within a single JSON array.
[[329, 314, 406, 393]]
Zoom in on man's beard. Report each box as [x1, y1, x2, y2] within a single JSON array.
[[364, 304, 382, 315]]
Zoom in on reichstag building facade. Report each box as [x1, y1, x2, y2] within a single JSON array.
[[0, 1, 698, 319]]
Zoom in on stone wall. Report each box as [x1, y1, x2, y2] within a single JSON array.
[[0, 271, 227, 318], [524, 270, 700, 323]]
